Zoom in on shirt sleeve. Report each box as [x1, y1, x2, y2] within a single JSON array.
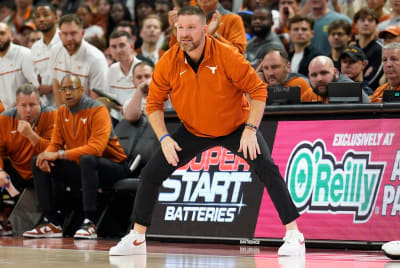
[[88, 53, 109, 92], [33, 110, 57, 153], [222, 46, 267, 102], [145, 55, 171, 115], [21, 48, 39, 87]]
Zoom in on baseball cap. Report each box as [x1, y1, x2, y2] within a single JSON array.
[[340, 46, 366, 61], [379, 25, 400, 39]]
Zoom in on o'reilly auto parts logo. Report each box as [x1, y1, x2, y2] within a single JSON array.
[[285, 140, 385, 223]]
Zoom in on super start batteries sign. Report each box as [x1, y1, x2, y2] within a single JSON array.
[[148, 146, 265, 238], [254, 119, 400, 241]]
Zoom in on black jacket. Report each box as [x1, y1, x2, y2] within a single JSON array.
[[289, 45, 323, 77]]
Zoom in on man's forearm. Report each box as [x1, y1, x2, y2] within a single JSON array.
[[246, 99, 265, 128], [148, 110, 169, 140]]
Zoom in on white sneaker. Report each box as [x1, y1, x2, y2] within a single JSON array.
[[278, 230, 306, 256], [109, 230, 146, 256]]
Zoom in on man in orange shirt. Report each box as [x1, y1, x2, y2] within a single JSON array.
[[23, 75, 130, 240], [0, 84, 56, 236], [110, 6, 305, 257], [370, 43, 400, 102], [257, 48, 312, 99]]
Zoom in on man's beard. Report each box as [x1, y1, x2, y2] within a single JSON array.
[[0, 40, 10, 52], [40, 23, 54, 33], [312, 76, 337, 97], [252, 25, 271, 38]]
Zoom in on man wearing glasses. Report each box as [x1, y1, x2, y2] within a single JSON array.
[[23, 75, 130, 240]]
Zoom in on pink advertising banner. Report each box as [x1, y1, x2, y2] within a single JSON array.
[[254, 119, 400, 241]]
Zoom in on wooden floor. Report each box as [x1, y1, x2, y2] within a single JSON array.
[[0, 237, 397, 267]]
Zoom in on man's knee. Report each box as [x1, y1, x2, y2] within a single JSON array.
[[79, 155, 97, 168]]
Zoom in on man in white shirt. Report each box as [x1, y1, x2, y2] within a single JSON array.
[[31, 3, 61, 107], [107, 30, 142, 121], [108, 30, 142, 107], [0, 23, 38, 110], [49, 14, 108, 106], [136, 14, 164, 64]]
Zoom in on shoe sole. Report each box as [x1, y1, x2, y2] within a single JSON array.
[[74, 234, 98, 239], [0, 231, 13, 236], [23, 233, 63, 238]]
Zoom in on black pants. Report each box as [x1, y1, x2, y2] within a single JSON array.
[[131, 124, 299, 226], [0, 159, 33, 214], [31, 155, 130, 220]]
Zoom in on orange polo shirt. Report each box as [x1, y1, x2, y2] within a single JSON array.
[[0, 106, 57, 179], [301, 88, 328, 103], [147, 35, 266, 137], [46, 95, 126, 163], [370, 82, 400, 103]]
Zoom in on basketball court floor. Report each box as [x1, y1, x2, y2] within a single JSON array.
[[0, 237, 397, 267]]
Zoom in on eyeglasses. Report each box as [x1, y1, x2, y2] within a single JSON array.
[[59, 86, 79, 92]]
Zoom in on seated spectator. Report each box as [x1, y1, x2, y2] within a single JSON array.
[[377, 0, 400, 32], [23, 75, 130, 239], [0, 22, 38, 110], [273, 0, 300, 52], [124, 61, 154, 122], [237, 10, 254, 41], [354, 8, 384, 91], [303, 56, 370, 103], [370, 43, 400, 102], [93, 0, 110, 34], [134, 0, 156, 28], [27, 29, 42, 48], [106, 1, 132, 41], [123, 61, 173, 122], [288, 15, 322, 77], [245, 7, 285, 68], [116, 21, 138, 44], [77, 4, 104, 41], [155, 0, 174, 50], [309, 0, 351, 55], [327, 20, 352, 70], [0, 84, 56, 236], [107, 30, 143, 122], [31, 3, 60, 107], [340, 46, 374, 95], [136, 15, 165, 65], [257, 48, 312, 98], [379, 25, 400, 45]]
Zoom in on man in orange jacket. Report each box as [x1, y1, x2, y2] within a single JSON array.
[[23, 75, 130, 240], [110, 6, 305, 257], [0, 84, 57, 236]]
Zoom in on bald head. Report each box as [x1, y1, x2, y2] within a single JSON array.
[[308, 56, 338, 97], [0, 22, 12, 53]]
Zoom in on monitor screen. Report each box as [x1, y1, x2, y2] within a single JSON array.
[[327, 82, 362, 103], [267, 86, 301, 105], [383, 90, 400, 102]]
